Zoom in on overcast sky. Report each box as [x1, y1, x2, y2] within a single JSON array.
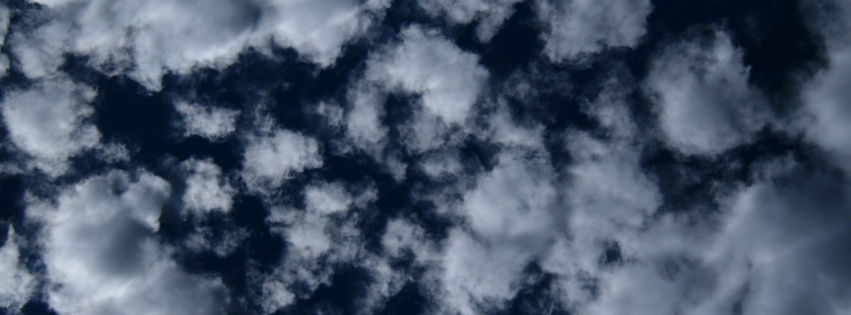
[[1, 0, 850, 314]]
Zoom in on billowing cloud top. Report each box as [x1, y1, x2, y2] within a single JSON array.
[[0, 0, 849, 314]]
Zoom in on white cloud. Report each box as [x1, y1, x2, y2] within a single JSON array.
[[241, 129, 323, 193], [257, 181, 377, 312], [0, 228, 35, 312], [29, 170, 227, 315], [181, 158, 235, 214], [176, 102, 239, 141], [417, 0, 521, 41], [644, 30, 771, 155], [18, 0, 389, 89], [344, 84, 388, 154], [435, 150, 558, 314], [536, 0, 652, 62], [266, 0, 391, 67], [9, 19, 69, 79], [366, 25, 489, 125], [1, 77, 100, 176]]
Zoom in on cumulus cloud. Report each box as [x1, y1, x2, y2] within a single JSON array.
[[536, 0, 653, 62], [1, 77, 100, 176], [0, 228, 35, 312], [175, 102, 239, 141], [800, 0, 851, 171], [241, 129, 323, 193], [434, 150, 558, 314], [15, 0, 388, 89], [343, 25, 488, 173], [417, 0, 521, 41], [644, 30, 771, 155], [258, 181, 376, 312], [366, 26, 488, 125], [181, 158, 235, 214], [28, 170, 227, 315]]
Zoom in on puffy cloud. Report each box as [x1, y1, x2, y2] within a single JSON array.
[[258, 181, 376, 312], [417, 0, 521, 41], [0, 228, 35, 312], [175, 102, 239, 141], [0, 4, 10, 75], [800, 0, 851, 171], [366, 26, 488, 125], [343, 25, 488, 172], [644, 30, 771, 155], [265, 0, 391, 67], [17, 0, 389, 89], [536, 0, 653, 62], [1, 77, 100, 176], [436, 150, 558, 314], [29, 170, 227, 315], [181, 158, 234, 214], [241, 129, 323, 193]]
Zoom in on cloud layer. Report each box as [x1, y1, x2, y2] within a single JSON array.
[[1, 0, 849, 314]]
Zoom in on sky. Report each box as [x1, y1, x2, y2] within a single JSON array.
[[0, 0, 850, 314]]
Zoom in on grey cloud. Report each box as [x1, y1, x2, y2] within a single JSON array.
[[0, 228, 35, 312], [417, 0, 521, 41], [800, 0, 851, 171], [537, 0, 652, 62], [18, 0, 388, 89], [28, 170, 227, 315], [644, 30, 771, 156], [1, 77, 100, 176], [241, 129, 323, 194], [175, 102, 240, 141], [258, 180, 377, 313], [181, 158, 235, 214]]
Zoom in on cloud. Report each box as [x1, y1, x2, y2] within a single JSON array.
[[181, 158, 235, 214], [0, 228, 35, 312], [800, 0, 851, 171], [18, 0, 389, 89], [175, 102, 239, 141], [343, 24, 488, 170], [644, 30, 771, 155], [1, 77, 100, 176], [0, 4, 10, 75], [366, 26, 489, 126], [258, 181, 376, 312], [435, 150, 558, 314], [416, 0, 521, 41], [241, 129, 323, 193], [28, 170, 227, 315], [536, 0, 653, 62]]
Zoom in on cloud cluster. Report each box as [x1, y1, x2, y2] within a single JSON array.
[[1, 0, 849, 314], [1, 77, 100, 176], [13, 0, 389, 89], [800, 0, 851, 171], [181, 158, 235, 214], [644, 30, 771, 155], [417, 0, 521, 41], [241, 129, 323, 193], [344, 24, 489, 168], [259, 180, 377, 313], [175, 102, 240, 141], [0, 228, 35, 312], [537, 0, 653, 62], [28, 171, 227, 315]]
